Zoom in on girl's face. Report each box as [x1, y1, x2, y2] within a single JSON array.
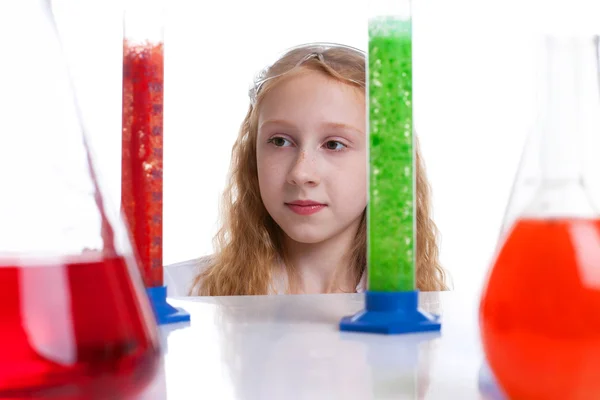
[[256, 70, 366, 245]]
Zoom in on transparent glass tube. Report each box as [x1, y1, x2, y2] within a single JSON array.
[[121, 0, 165, 288], [123, 0, 164, 45], [367, 0, 414, 292]]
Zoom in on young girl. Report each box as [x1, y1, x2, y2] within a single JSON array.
[[165, 43, 447, 296]]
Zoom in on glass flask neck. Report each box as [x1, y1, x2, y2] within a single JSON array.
[[0, 0, 130, 260], [524, 35, 600, 219]]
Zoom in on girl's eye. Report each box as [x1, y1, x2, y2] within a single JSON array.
[[267, 137, 292, 147], [324, 140, 347, 151]]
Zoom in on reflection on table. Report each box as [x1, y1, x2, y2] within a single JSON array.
[[133, 290, 490, 399]]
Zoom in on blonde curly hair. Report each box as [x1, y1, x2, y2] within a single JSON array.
[[192, 44, 447, 295]]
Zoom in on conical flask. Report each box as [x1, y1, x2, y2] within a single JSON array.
[[480, 35, 600, 399], [0, 1, 160, 397]]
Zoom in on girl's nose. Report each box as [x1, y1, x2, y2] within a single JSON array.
[[286, 150, 320, 187]]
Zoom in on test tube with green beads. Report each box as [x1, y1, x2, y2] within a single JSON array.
[[367, 3, 414, 292], [340, 0, 440, 335]]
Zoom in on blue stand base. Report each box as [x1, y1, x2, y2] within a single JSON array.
[[339, 290, 441, 335], [146, 286, 190, 325]]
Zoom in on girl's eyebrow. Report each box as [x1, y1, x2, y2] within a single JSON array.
[[320, 122, 364, 136], [259, 120, 364, 136], [259, 119, 296, 131]]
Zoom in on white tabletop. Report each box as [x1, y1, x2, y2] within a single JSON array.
[[139, 288, 495, 399]]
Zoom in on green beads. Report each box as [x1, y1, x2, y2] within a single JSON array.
[[367, 17, 414, 292]]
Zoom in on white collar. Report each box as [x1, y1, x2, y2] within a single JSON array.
[[272, 263, 367, 294]]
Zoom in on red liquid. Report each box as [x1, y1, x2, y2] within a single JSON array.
[[0, 255, 160, 398], [480, 218, 600, 399], [122, 40, 164, 288]]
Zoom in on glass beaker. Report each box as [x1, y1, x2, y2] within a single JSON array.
[[480, 35, 600, 399], [121, 0, 165, 289], [0, 1, 160, 397]]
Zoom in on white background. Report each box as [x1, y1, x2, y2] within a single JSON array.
[[48, 0, 600, 294]]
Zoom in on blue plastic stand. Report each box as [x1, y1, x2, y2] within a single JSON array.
[[339, 290, 441, 334], [146, 285, 190, 325]]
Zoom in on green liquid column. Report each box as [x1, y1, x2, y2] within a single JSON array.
[[367, 16, 415, 292]]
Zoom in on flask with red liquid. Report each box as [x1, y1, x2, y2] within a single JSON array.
[[121, 0, 189, 324], [480, 35, 600, 399], [0, 1, 160, 397]]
